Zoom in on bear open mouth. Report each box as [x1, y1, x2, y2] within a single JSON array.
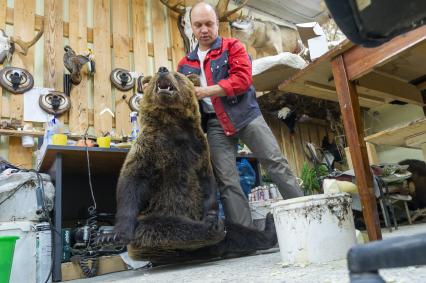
[[156, 77, 176, 97]]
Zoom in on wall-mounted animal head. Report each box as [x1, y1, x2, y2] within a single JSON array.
[[231, 15, 304, 57], [39, 91, 71, 116], [0, 66, 34, 94], [0, 20, 44, 64], [63, 45, 95, 85], [160, 0, 248, 53]]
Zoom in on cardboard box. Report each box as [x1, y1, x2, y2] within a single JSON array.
[[296, 22, 329, 60], [61, 255, 128, 281]]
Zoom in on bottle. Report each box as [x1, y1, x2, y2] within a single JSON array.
[[129, 111, 140, 144]]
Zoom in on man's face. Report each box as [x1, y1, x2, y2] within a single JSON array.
[[190, 5, 219, 49]]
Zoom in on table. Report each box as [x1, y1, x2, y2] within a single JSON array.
[[279, 25, 426, 241], [37, 145, 261, 281], [38, 145, 128, 282]]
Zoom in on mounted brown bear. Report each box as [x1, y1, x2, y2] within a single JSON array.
[[99, 67, 277, 264]]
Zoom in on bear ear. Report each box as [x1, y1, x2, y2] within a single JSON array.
[[186, 74, 201, 87]]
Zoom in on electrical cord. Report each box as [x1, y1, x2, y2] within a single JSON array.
[[77, 135, 99, 278]]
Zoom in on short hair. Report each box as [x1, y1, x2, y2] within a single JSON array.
[[189, 2, 219, 23]]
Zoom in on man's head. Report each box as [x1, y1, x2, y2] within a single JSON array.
[[190, 2, 219, 50]]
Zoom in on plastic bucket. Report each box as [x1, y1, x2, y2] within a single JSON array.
[[271, 193, 356, 265], [97, 136, 111, 148], [52, 134, 67, 146], [0, 236, 19, 283]]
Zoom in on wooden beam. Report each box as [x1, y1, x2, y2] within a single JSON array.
[[343, 25, 426, 80], [304, 81, 386, 106], [357, 72, 424, 106], [331, 55, 382, 241]]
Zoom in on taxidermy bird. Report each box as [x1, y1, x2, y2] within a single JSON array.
[[63, 45, 94, 85], [277, 106, 298, 134]]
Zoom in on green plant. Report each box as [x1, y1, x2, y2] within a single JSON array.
[[300, 162, 327, 196]]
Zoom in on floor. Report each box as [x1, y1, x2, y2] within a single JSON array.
[[71, 223, 426, 283]]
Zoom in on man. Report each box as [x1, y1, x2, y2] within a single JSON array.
[[177, 2, 303, 228]]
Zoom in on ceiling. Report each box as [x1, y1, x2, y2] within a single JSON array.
[[243, 0, 326, 24]]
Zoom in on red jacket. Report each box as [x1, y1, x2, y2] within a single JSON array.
[[178, 37, 261, 136]]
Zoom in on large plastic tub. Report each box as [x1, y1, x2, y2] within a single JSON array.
[[271, 193, 356, 265], [0, 236, 19, 283]]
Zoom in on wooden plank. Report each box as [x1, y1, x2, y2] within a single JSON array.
[[68, 0, 88, 134], [282, 80, 384, 109], [6, 7, 174, 60], [168, 2, 185, 70], [93, 0, 113, 136], [132, 0, 149, 76], [343, 25, 426, 80], [364, 117, 426, 148], [44, 0, 64, 122], [8, 137, 33, 168], [9, 0, 35, 168], [0, 0, 6, 118], [357, 72, 424, 106], [405, 132, 426, 147], [152, 0, 169, 70], [112, 0, 131, 135], [331, 55, 382, 241]]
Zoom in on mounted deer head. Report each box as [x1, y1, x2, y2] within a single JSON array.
[[160, 0, 248, 52], [0, 20, 44, 64]]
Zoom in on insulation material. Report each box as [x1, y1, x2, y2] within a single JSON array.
[[252, 52, 307, 91], [0, 171, 55, 221]]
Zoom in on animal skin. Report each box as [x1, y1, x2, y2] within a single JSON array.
[[100, 68, 277, 264]]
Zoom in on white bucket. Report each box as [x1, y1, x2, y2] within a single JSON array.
[[271, 193, 356, 265]]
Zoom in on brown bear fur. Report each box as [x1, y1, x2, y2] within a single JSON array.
[[111, 69, 277, 264]]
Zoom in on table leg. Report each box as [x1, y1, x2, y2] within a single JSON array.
[[53, 153, 62, 282]]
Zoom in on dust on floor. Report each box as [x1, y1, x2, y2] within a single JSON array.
[[71, 223, 426, 283]]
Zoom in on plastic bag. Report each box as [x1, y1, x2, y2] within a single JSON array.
[[237, 158, 256, 197]]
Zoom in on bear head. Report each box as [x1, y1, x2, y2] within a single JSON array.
[[140, 68, 201, 121]]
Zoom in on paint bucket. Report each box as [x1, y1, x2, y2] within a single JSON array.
[[271, 193, 356, 265], [0, 236, 19, 283]]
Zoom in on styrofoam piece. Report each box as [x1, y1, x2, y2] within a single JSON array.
[[0, 172, 54, 221], [0, 221, 37, 283], [272, 193, 356, 266]]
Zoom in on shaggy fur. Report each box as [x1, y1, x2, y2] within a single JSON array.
[[399, 159, 426, 210], [110, 69, 277, 263]]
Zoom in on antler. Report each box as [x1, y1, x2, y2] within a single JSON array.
[[217, 0, 248, 22], [159, 0, 186, 15], [11, 19, 44, 56]]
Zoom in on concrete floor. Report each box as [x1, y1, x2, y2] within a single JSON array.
[[71, 222, 426, 283]]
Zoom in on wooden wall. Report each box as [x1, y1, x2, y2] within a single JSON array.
[[1, 0, 186, 168], [265, 117, 331, 177], [0, 0, 330, 174]]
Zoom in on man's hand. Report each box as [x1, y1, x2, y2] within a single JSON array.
[[194, 85, 226, 100]]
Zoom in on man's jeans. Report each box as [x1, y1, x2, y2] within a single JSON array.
[[207, 115, 303, 228]]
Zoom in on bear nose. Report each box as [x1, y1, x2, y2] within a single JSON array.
[[157, 67, 169, 76]]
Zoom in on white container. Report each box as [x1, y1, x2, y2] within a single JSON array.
[[0, 221, 36, 283], [36, 223, 52, 283], [271, 193, 356, 265]]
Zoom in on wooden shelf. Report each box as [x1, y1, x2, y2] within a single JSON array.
[[0, 129, 123, 142], [364, 117, 426, 148]]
